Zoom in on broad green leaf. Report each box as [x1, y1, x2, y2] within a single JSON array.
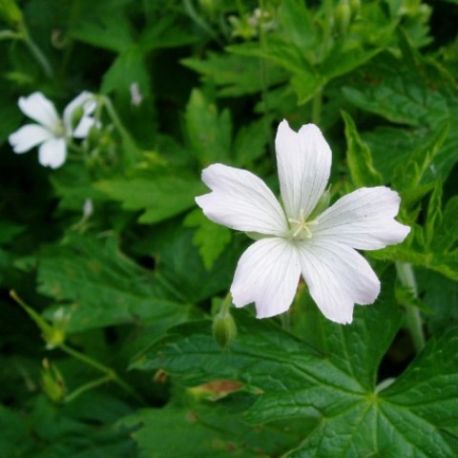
[[70, 11, 133, 52], [96, 173, 204, 224], [277, 0, 316, 51], [182, 53, 286, 97], [0, 395, 134, 458], [38, 235, 191, 333], [343, 50, 458, 187], [50, 164, 106, 212], [184, 89, 232, 165], [371, 177, 458, 282], [341, 111, 383, 187], [101, 47, 150, 100], [122, 403, 304, 458], [184, 209, 231, 271], [392, 121, 449, 191], [417, 269, 458, 334], [342, 53, 449, 128], [133, 300, 457, 456], [147, 224, 242, 304], [138, 16, 199, 51], [233, 118, 270, 167]]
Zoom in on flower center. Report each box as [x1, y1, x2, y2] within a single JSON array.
[[52, 120, 66, 138], [288, 209, 316, 240]]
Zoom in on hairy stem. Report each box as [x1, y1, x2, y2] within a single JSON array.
[[65, 374, 113, 403], [395, 262, 425, 352], [10, 291, 145, 403]]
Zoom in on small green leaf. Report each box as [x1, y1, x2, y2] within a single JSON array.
[[342, 111, 383, 187], [183, 53, 286, 97], [97, 173, 204, 224], [233, 118, 270, 167], [70, 11, 133, 52], [101, 47, 150, 101], [185, 89, 232, 165], [184, 209, 231, 271]]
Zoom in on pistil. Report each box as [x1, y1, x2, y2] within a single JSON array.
[[288, 209, 316, 240]]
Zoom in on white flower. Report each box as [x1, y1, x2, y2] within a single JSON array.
[[196, 120, 410, 324], [9, 91, 97, 169]]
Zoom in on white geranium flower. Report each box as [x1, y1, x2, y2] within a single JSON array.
[[9, 91, 97, 169], [196, 120, 410, 324]]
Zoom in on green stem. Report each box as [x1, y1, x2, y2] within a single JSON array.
[[19, 23, 53, 78], [10, 291, 144, 404], [65, 374, 112, 403], [100, 95, 140, 156], [0, 30, 22, 41], [60, 343, 144, 403], [395, 262, 425, 352]]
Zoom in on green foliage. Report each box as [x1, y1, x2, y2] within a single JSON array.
[[184, 209, 231, 271], [133, 301, 458, 456], [342, 111, 382, 187], [97, 173, 204, 224], [185, 89, 232, 165], [37, 234, 191, 333], [0, 0, 457, 456]]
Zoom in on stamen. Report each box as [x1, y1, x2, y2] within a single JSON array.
[[288, 210, 316, 240]]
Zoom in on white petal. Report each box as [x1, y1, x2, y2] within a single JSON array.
[[275, 120, 331, 220], [231, 238, 300, 318], [298, 240, 380, 324], [18, 92, 60, 131], [38, 138, 67, 169], [63, 91, 96, 133], [8, 124, 52, 153], [73, 116, 96, 138], [314, 187, 410, 250], [195, 164, 288, 236]]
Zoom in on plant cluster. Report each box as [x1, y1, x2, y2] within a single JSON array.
[[0, 0, 456, 456]]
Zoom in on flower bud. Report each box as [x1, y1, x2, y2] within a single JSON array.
[[212, 311, 237, 348], [44, 327, 65, 350], [0, 0, 22, 25], [350, 0, 361, 18], [335, 0, 351, 35], [41, 359, 66, 403]]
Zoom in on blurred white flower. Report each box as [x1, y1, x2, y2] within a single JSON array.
[[82, 198, 94, 219], [130, 82, 143, 106], [196, 120, 410, 324], [9, 91, 97, 169]]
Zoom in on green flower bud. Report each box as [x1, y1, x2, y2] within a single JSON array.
[[41, 359, 66, 403], [335, 0, 351, 35], [212, 311, 237, 348], [0, 0, 22, 25], [44, 327, 65, 350], [350, 0, 361, 18]]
